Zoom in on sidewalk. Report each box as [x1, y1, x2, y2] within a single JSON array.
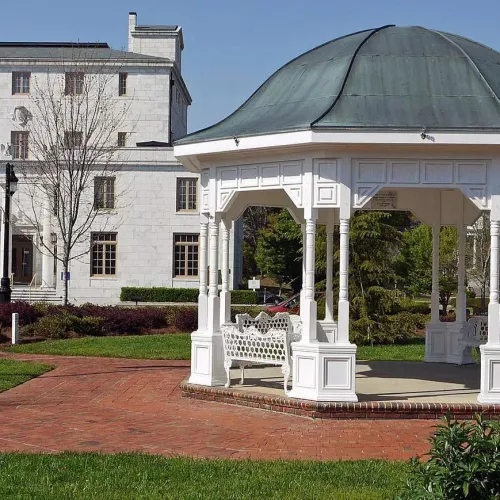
[[0, 352, 436, 460]]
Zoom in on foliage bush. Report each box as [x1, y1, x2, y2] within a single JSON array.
[[231, 290, 259, 304], [120, 287, 259, 304], [0, 302, 39, 328], [165, 306, 197, 332], [120, 287, 198, 303], [393, 299, 431, 315], [350, 312, 428, 345], [400, 414, 500, 499], [23, 310, 80, 339]]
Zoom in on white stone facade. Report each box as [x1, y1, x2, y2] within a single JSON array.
[[0, 13, 241, 304]]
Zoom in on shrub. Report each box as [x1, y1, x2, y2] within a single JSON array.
[[350, 312, 428, 345], [120, 287, 198, 303], [394, 299, 431, 315], [22, 310, 79, 339], [401, 414, 500, 499], [0, 302, 38, 328], [230, 290, 259, 304], [165, 306, 197, 332], [121, 287, 259, 305]]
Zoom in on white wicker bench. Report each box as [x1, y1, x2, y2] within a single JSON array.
[[459, 316, 488, 361], [221, 312, 299, 394]]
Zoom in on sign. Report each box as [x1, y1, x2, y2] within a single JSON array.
[[60, 272, 70, 281], [371, 191, 397, 210], [248, 278, 261, 291]]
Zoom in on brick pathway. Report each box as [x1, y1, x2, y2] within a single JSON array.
[[0, 353, 437, 460]]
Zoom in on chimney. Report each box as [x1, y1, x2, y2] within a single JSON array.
[[128, 12, 137, 52]]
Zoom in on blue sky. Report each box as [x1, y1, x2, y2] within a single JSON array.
[[3, 0, 500, 132]]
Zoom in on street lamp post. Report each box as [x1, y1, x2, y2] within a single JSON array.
[[0, 163, 19, 303]]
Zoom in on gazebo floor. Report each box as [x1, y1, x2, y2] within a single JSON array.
[[180, 360, 500, 419]]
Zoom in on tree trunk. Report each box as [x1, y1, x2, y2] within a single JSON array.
[[63, 255, 69, 306]]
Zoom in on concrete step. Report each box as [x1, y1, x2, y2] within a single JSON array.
[[11, 287, 63, 304]]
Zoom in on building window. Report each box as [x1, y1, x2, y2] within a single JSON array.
[[174, 234, 199, 278], [119, 73, 127, 96], [65, 72, 84, 95], [91, 233, 117, 276], [64, 131, 83, 149], [176, 178, 197, 211], [94, 177, 115, 209], [11, 131, 28, 159], [117, 132, 127, 147], [12, 72, 30, 94]]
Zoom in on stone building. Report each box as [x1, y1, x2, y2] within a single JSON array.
[[0, 12, 241, 304]]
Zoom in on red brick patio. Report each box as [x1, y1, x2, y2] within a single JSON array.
[[0, 353, 436, 460]]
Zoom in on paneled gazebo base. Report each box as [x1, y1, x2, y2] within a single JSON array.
[[425, 322, 474, 365], [180, 361, 500, 419], [478, 345, 500, 404], [188, 331, 226, 386], [288, 342, 358, 402]]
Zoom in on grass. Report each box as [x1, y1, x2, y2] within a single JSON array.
[[358, 340, 425, 361], [6, 334, 191, 360], [0, 358, 53, 392], [5, 334, 426, 362], [0, 453, 410, 499]]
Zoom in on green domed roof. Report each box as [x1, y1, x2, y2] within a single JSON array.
[[177, 25, 500, 145]]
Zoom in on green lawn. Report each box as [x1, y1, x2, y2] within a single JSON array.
[[0, 453, 409, 499], [6, 334, 191, 360], [357, 341, 425, 361], [0, 359, 53, 392], [6, 334, 426, 362]]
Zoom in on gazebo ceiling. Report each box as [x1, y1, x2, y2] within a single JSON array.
[[177, 25, 500, 145]]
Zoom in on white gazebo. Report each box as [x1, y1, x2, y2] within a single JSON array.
[[174, 25, 500, 404]]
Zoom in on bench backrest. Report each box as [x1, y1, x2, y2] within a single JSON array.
[[221, 324, 289, 364], [235, 311, 292, 335], [466, 316, 488, 343]]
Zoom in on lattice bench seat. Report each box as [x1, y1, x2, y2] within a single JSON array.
[[459, 316, 488, 362], [221, 312, 300, 394]]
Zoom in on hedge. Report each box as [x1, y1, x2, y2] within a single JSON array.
[[120, 287, 259, 304], [120, 288, 198, 303]]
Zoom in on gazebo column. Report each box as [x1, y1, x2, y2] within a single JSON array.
[[318, 218, 336, 343], [450, 224, 473, 364], [290, 159, 357, 402], [300, 223, 306, 320], [431, 225, 440, 323], [479, 215, 500, 403], [425, 225, 448, 363], [219, 217, 231, 325], [188, 214, 225, 386]]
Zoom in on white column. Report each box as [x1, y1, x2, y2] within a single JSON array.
[[207, 218, 220, 333], [188, 215, 225, 387], [41, 205, 53, 288], [431, 225, 440, 323], [219, 217, 231, 325], [337, 218, 350, 344], [197, 219, 208, 332], [324, 221, 334, 322], [478, 217, 500, 403], [300, 223, 306, 320], [301, 217, 318, 342], [456, 224, 467, 323], [487, 219, 500, 345]]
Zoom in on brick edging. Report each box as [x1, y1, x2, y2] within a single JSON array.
[[179, 379, 500, 420]]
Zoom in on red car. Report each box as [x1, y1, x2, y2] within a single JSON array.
[[267, 294, 300, 314]]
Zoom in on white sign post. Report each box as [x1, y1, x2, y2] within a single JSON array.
[[248, 277, 261, 291], [12, 312, 19, 345]]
